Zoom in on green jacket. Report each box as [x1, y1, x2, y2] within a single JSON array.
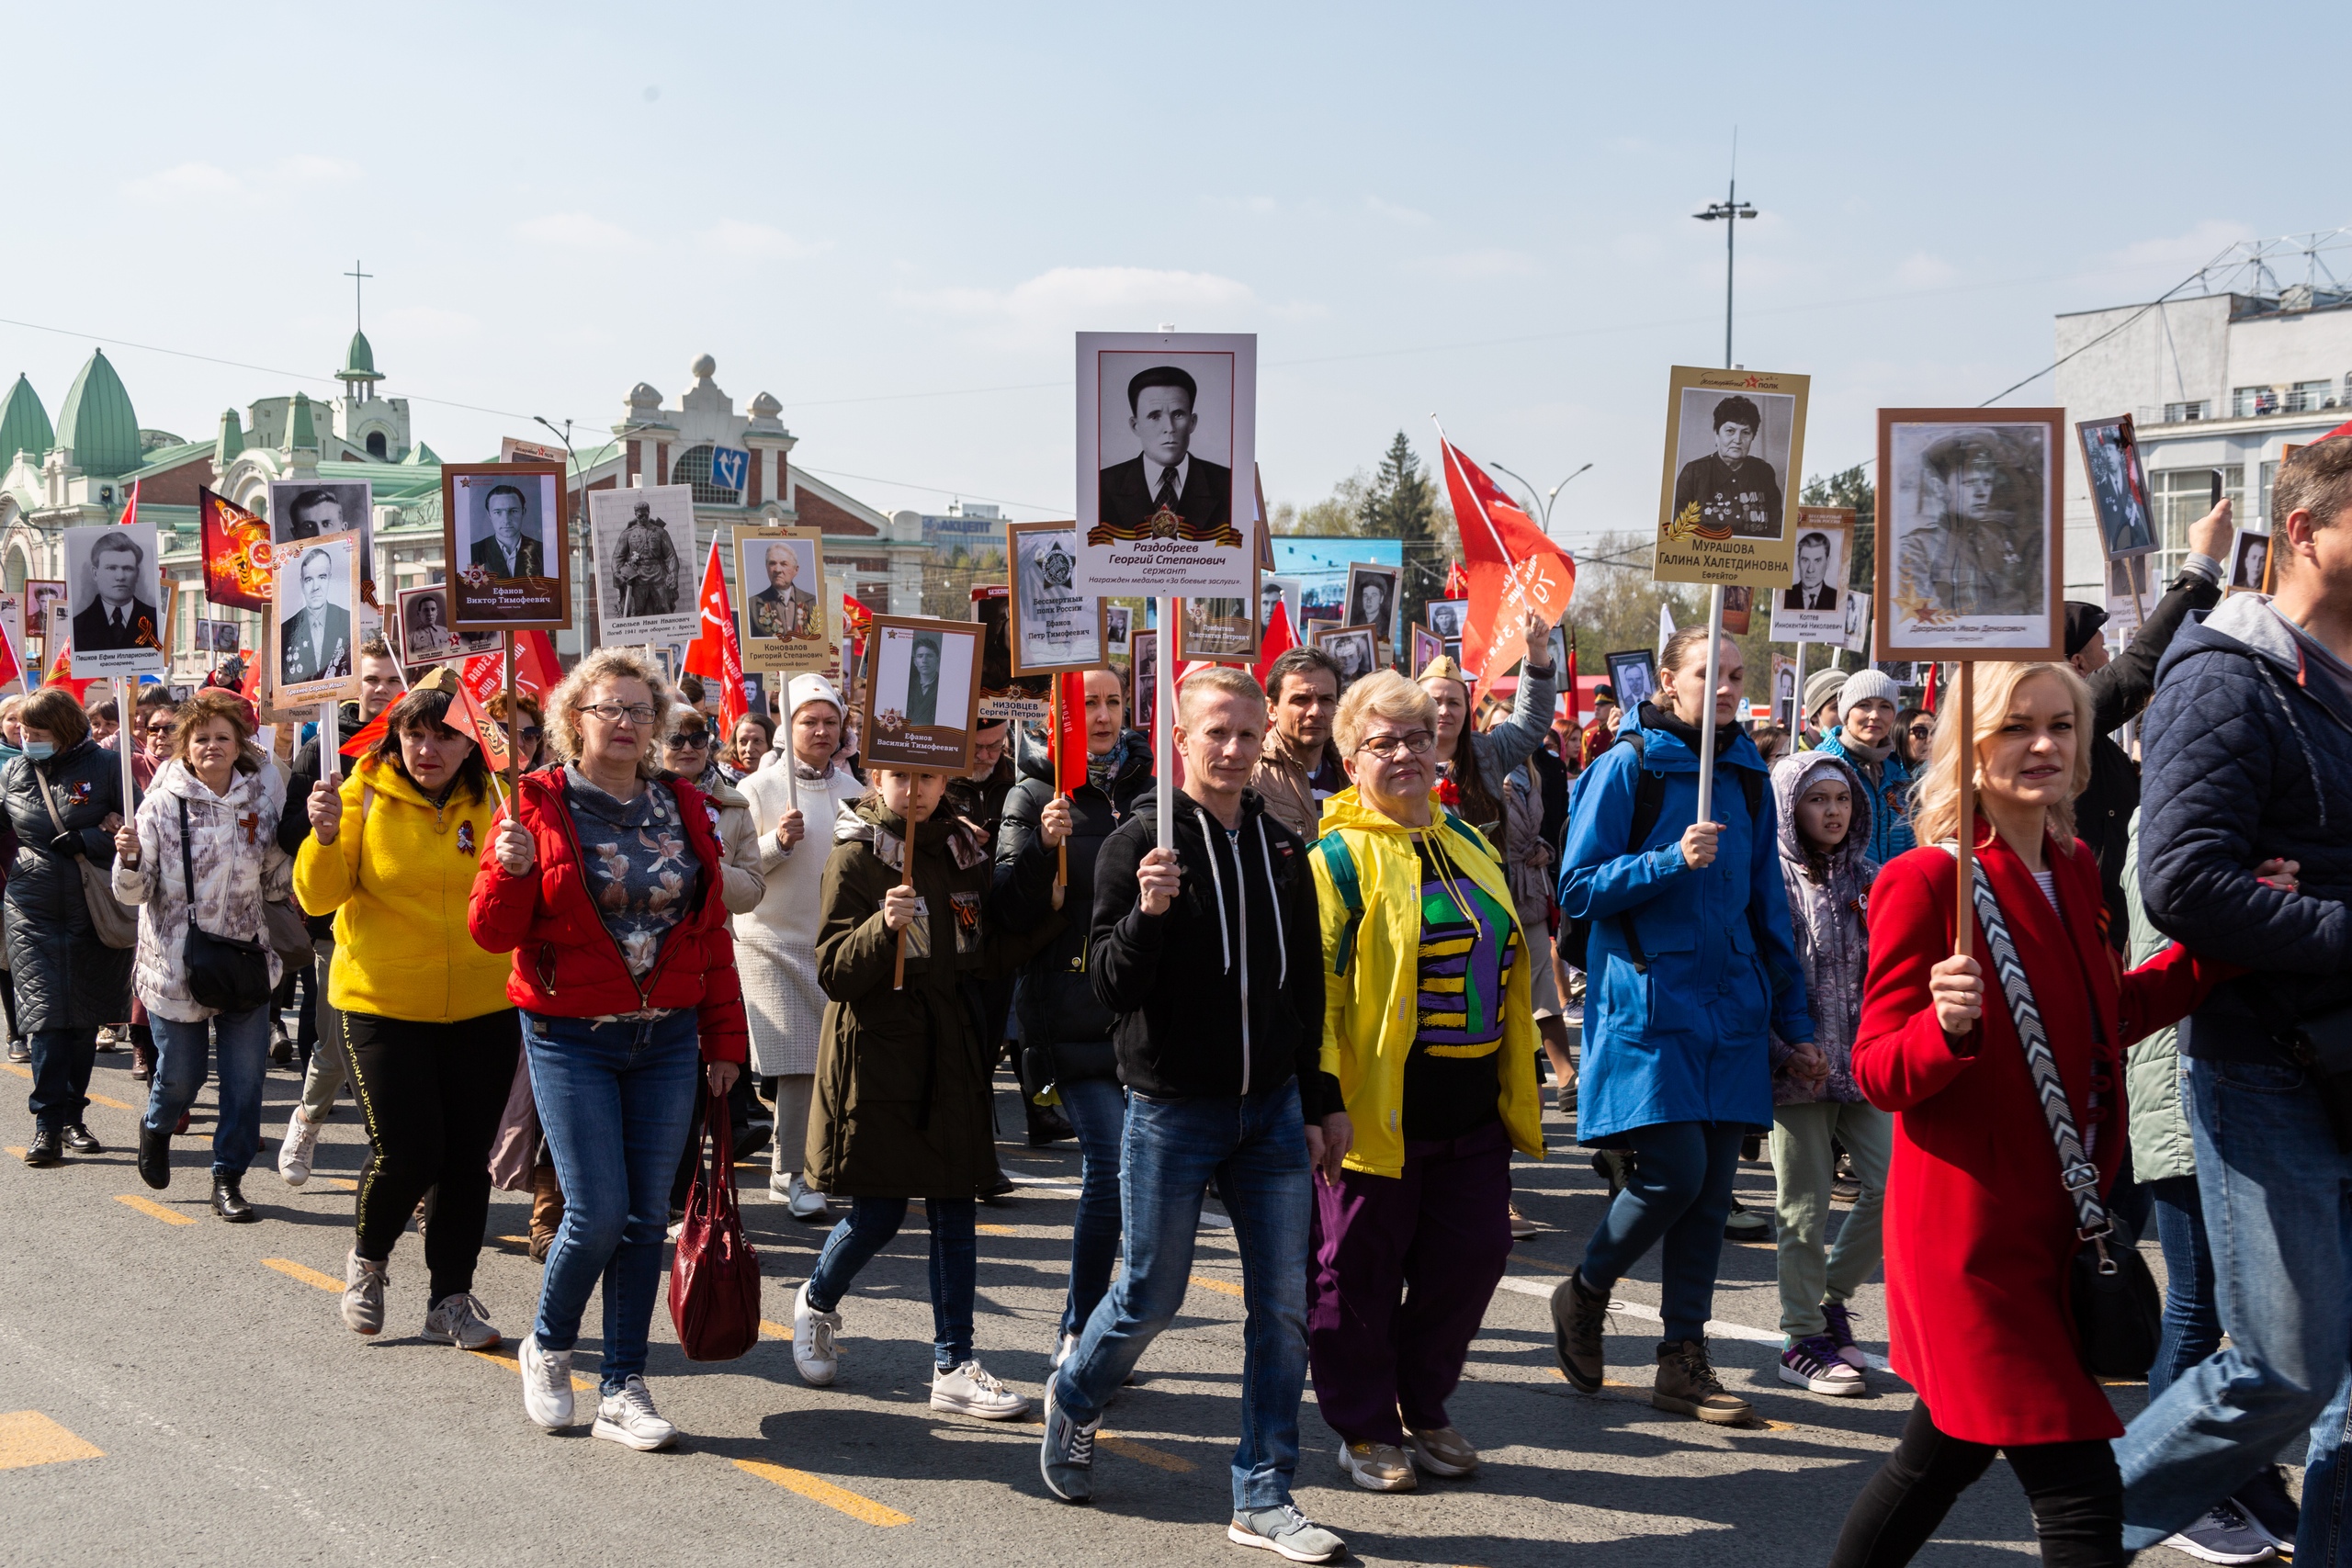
[[2124, 812, 2196, 1184]]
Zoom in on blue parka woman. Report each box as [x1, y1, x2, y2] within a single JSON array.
[[1545, 626, 1812, 1427]]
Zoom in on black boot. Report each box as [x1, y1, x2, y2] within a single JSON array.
[[212, 1174, 256, 1223], [138, 1125, 172, 1190], [22, 1127, 61, 1167]]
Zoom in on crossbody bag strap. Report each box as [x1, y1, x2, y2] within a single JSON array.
[[179, 794, 198, 928], [1946, 844, 2110, 1242], [31, 765, 69, 840]]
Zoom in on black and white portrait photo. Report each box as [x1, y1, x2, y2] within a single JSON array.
[[1773, 515, 1850, 645], [399, 584, 462, 669], [1782, 530, 1842, 614], [25, 580, 63, 646], [2076, 416, 2157, 558], [1104, 604, 1132, 652], [1129, 628, 1159, 734], [2230, 531, 2272, 595], [63, 523, 165, 675], [1314, 624, 1379, 686], [1670, 389, 1793, 541], [1424, 597, 1468, 640], [276, 534, 359, 699], [863, 616, 981, 772], [268, 479, 375, 589], [209, 619, 244, 654], [1881, 412, 2061, 657], [1843, 590, 1873, 657], [440, 464, 568, 629], [1260, 574, 1302, 629], [1076, 332, 1257, 598], [590, 485, 697, 645], [1605, 649, 1657, 710], [1343, 563, 1401, 644], [736, 529, 830, 678], [1177, 592, 1257, 665], [1006, 522, 1104, 674]]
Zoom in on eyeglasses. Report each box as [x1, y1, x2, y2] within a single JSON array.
[[664, 732, 711, 749], [141, 721, 175, 737], [1357, 729, 1437, 759], [1907, 724, 1934, 739], [514, 727, 543, 743], [578, 702, 658, 726]]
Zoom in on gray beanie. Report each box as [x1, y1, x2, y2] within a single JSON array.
[[1803, 668, 1849, 716], [1839, 668, 1901, 715]]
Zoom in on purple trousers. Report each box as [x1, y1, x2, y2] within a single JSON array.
[[1306, 1118, 1515, 1446]]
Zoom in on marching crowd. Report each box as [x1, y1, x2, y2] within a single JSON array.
[[12, 435, 2352, 1564]]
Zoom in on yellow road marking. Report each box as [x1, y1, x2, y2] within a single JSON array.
[[263, 1258, 342, 1292], [2, 1061, 133, 1111], [113, 1193, 194, 1225], [311, 1176, 356, 1191], [0, 1410, 104, 1470], [977, 1223, 1014, 1235], [5, 1147, 20, 1159], [760, 1319, 795, 1340], [467, 1345, 597, 1393], [496, 1235, 531, 1247], [1189, 1274, 1244, 1298], [733, 1458, 910, 1526], [1100, 1432, 1195, 1472]]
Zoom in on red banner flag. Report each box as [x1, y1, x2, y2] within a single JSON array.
[[1054, 670, 1089, 795], [1253, 597, 1298, 684], [198, 486, 275, 612], [514, 629, 562, 699], [339, 708, 390, 760], [454, 652, 514, 772], [683, 542, 747, 736], [1443, 559, 1470, 599], [1435, 428, 1577, 682]]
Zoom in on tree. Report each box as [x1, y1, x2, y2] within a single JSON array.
[[1800, 465, 1877, 670]]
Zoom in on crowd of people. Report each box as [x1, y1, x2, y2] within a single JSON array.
[[12, 436, 2352, 1563]]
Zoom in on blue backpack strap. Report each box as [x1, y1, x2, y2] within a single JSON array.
[[1316, 831, 1365, 976]]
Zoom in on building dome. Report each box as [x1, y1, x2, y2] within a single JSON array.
[[750, 389, 781, 418], [0, 373, 52, 464], [628, 380, 662, 411], [340, 330, 381, 381], [691, 353, 716, 379], [55, 348, 141, 478]]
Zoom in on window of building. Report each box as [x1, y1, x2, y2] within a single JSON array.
[[668, 443, 741, 505], [2151, 466, 2242, 581], [2163, 400, 2210, 423], [2233, 386, 2281, 418], [2287, 379, 2335, 413], [367, 431, 388, 458], [2260, 459, 2279, 531]]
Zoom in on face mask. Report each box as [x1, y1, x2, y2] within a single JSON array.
[[21, 741, 54, 761]]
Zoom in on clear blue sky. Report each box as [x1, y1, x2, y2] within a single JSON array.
[[7, 3, 2346, 547]]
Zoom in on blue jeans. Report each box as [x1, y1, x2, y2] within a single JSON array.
[[523, 1010, 702, 1394], [26, 1027, 98, 1133], [2119, 1055, 2352, 1560], [144, 1006, 271, 1176], [1057, 1073, 1127, 1340], [805, 1197, 978, 1371], [1052, 1081, 1312, 1512], [1579, 1119, 1746, 1343], [2146, 1173, 2221, 1404]]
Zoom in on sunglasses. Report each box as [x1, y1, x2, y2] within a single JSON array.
[[665, 732, 711, 748]]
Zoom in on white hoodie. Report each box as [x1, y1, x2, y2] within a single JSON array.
[[112, 757, 294, 1021]]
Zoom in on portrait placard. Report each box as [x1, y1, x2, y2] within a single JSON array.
[[1342, 563, 1402, 645], [1411, 623, 1442, 675], [1104, 604, 1133, 652], [397, 584, 495, 671], [2229, 531, 2273, 596], [736, 526, 831, 678], [1176, 582, 1260, 666], [2075, 414, 2158, 559], [273, 530, 363, 705], [1720, 585, 1754, 637], [1005, 522, 1107, 675], [1312, 623, 1381, 686], [1606, 649, 1657, 711], [1772, 508, 1853, 643], [1875, 409, 2065, 660], [974, 588, 1052, 722], [1128, 628, 1159, 736], [1423, 597, 1469, 641], [1653, 365, 1811, 588], [1260, 575, 1303, 630], [499, 435, 567, 466], [1843, 590, 1873, 657], [439, 463, 569, 631], [861, 615, 983, 773], [62, 523, 166, 675], [1770, 653, 1796, 728], [269, 479, 374, 592], [1076, 331, 1258, 596], [589, 485, 698, 645], [25, 580, 63, 645], [2106, 557, 2158, 631], [0, 590, 22, 682]]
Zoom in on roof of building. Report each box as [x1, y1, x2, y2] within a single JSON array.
[[54, 349, 141, 478], [0, 374, 51, 464], [340, 330, 381, 381], [123, 439, 217, 480]]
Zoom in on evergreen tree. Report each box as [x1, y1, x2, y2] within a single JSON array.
[[1800, 465, 1877, 668], [1362, 431, 1445, 640]]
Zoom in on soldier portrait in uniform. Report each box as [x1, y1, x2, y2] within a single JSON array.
[[862, 615, 981, 773], [1889, 423, 2050, 622], [2077, 414, 2157, 558], [589, 484, 697, 644], [279, 545, 354, 686]]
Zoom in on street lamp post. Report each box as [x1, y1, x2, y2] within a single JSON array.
[[533, 415, 589, 660], [1693, 178, 1757, 369], [1687, 170, 1757, 826], [1489, 461, 1594, 536]]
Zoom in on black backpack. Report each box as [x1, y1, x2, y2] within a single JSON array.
[[1555, 731, 1763, 974]]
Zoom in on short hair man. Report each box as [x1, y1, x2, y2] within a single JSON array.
[[1044, 666, 1346, 1564], [2122, 436, 2352, 1556], [748, 542, 819, 640], [1251, 646, 1347, 841], [285, 488, 346, 539], [72, 531, 158, 652], [281, 547, 353, 685], [469, 483, 543, 579], [1671, 393, 1783, 540], [1782, 531, 1839, 612], [1095, 366, 1235, 544]]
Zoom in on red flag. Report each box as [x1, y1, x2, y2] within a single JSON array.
[[1435, 429, 1577, 681], [514, 629, 562, 698], [682, 542, 747, 735], [1253, 598, 1298, 684], [1054, 671, 1089, 795], [1443, 559, 1470, 599], [339, 708, 390, 760], [198, 486, 275, 611], [41, 635, 95, 703], [1922, 661, 1939, 716], [455, 652, 514, 772]]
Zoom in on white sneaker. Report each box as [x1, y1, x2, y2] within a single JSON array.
[[518, 1334, 574, 1429], [341, 1250, 386, 1336], [792, 1280, 840, 1387], [1052, 1331, 1078, 1371], [591, 1374, 678, 1451], [424, 1291, 502, 1350], [278, 1105, 320, 1188], [787, 1173, 829, 1221], [931, 1359, 1030, 1420]]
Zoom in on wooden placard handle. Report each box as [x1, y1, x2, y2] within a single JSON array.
[[1953, 660, 1975, 960]]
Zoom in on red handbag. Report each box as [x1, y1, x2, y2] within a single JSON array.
[[668, 1091, 763, 1361]]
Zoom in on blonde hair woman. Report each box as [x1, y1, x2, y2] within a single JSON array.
[[1834, 660, 2228, 1567]]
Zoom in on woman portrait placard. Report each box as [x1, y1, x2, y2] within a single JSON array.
[[862, 615, 982, 773]]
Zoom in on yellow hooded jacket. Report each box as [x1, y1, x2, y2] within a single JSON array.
[[1311, 787, 1546, 1179], [292, 753, 513, 1023]]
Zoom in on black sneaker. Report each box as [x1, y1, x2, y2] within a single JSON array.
[[2233, 1465, 2300, 1557], [2163, 1501, 2278, 1564], [137, 1125, 172, 1190]]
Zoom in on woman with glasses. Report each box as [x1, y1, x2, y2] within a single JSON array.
[[471, 649, 748, 1452], [1895, 706, 1934, 770], [657, 710, 764, 914], [721, 712, 774, 784], [1306, 671, 1545, 1492]]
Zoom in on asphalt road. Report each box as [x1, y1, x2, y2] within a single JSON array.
[[1, 1046, 2200, 1567]]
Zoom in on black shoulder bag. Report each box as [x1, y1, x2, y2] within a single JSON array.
[[177, 795, 271, 1014], [1964, 863, 2162, 1379]]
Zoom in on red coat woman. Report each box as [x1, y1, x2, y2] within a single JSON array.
[[1832, 661, 2226, 1568]]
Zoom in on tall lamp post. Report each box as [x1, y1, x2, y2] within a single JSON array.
[[1489, 461, 1593, 536], [533, 415, 588, 660], [1693, 179, 1757, 369]]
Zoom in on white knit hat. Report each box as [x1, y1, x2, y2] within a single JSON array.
[[1839, 668, 1902, 715], [786, 672, 844, 719]]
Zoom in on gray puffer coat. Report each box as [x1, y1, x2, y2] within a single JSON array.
[[4, 736, 134, 1031]]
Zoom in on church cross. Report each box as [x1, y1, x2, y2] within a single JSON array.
[[345, 260, 373, 332]]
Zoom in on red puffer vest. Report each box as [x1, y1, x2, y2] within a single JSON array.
[[468, 767, 748, 1063]]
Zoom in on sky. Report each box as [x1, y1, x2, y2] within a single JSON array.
[[7, 2, 2349, 555]]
